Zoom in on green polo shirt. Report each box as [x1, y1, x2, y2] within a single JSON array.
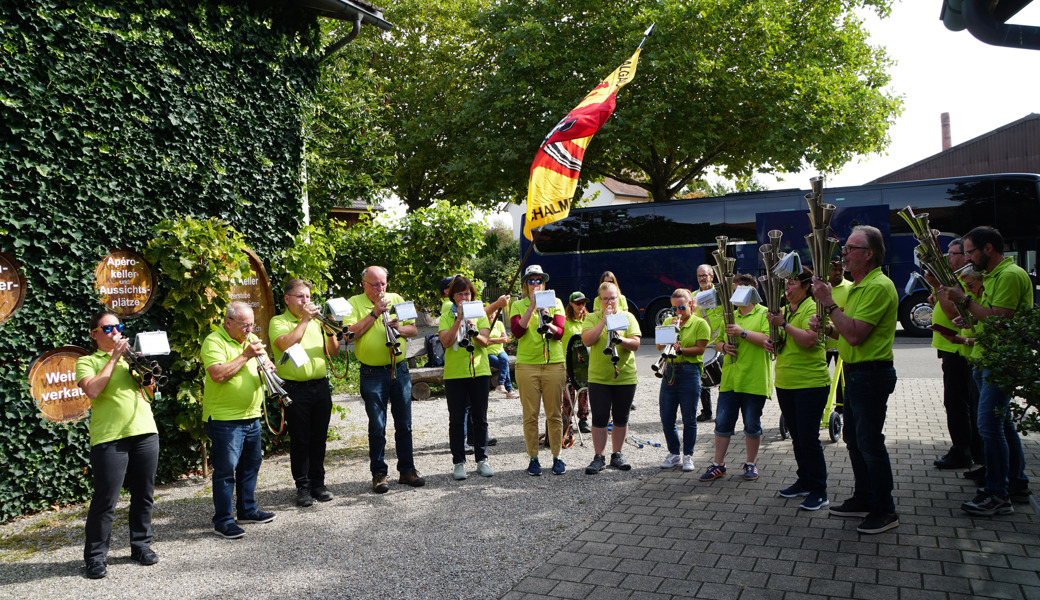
[[269, 310, 329, 382], [698, 302, 725, 339], [343, 292, 414, 367], [202, 326, 263, 421], [439, 311, 491, 379], [486, 320, 507, 356], [825, 278, 852, 351], [839, 267, 897, 363], [593, 293, 629, 313], [510, 297, 565, 365], [973, 257, 1034, 359], [716, 304, 773, 397], [563, 316, 585, 347], [774, 298, 830, 390], [76, 352, 158, 446], [663, 313, 710, 366], [583, 311, 642, 385], [930, 291, 960, 354]]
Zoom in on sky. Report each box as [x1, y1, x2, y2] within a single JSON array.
[[764, 0, 1040, 190]]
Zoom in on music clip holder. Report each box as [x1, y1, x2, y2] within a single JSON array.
[[393, 301, 418, 322], [695, 289, 718, 310], [135, 331, 170, 356], [326, 297, 352, 318], [730, 286, 764, 307], [655, 326, 677, 345], [280, 343, 309, 368], [773, 252, 802, 279], [461, 301, 484, 320], [605, 312, 629, 332], [534, 290, 556, 310]]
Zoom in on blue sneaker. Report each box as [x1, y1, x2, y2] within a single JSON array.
[[238, 510, 276, 524], [527, 458, 542, 476], [552, 457, 566, 475], [799, 491, 830, 511], [214, 522, 246, 539], [742, 463, 759, 481], [778, 482, 811, 498], [699, 463, 726, 481]]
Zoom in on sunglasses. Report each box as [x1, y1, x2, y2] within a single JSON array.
[[675, 305, 687, 311], [96, 324, 124, 334], [526, 278, 544, 284]]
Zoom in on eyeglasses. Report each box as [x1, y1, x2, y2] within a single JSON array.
[[363, 280, 387, 288], [287, 293, 310, 300], [228, 319, 254, 330], [843, 245, 870, 253], [964, 246, 981, 256], [526, 278, 543, 284], [95, 324, 124, 334], [601, 296, 618, 301], [948, 251, 964, 256]]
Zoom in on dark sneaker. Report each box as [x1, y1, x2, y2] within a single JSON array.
[[487, 437, 498, 447], [296, 488, 314, 507], [552, 457, 566, 475], [312, 487, 334, 502], [527, 458, 542, 476], [962, 492, 1014, 516], [963, 467, 986, 481], [742, 463, 759, 481], [214, 522, 246, 539], [1010, 488, 1033, 505], [238, 510, 276, 524], [578, 419, 591, 433], [857, 512, 899, 534], [130, 548, 159, 566], [696, 412, 713, 422], [399, 469, 426, 487], [699, 463, 726, 481], [372, 473, 390, 494], [799, 491, 830, 511], [778, 482, 811, 498], [85, 560, 107, 579], [829, 497, 871, 518], [934, 451, 972, 470], [610, 452, 631, 471], [585, 455, 605, 475]]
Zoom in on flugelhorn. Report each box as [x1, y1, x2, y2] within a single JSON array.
[[897, 206, 975, 330], [758, 229, 786, 356], [805, 176, 839, 342], [712, 236, 738, 360]]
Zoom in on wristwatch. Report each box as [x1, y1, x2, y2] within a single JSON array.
[[825, 304, 839, 315], [369, 310, 379, 319], [740, 330, 748, 339]]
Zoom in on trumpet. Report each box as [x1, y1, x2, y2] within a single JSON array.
[[249, 334, 292, 407], [379, 293, 404, 357], [453, 306, 479, 353], [758, 229, 786, 356], [315, 313, 355, 342], [898, 206, 975, 331], [652, 309, 679, 377], [536, 308, 554, 339], [123, 346, 168, 388], [805, 176, 840, 343], [603, 330, 621, 367], [712, 235, 738, 360]]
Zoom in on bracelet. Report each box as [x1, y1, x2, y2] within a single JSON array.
[[825, 304, 839, 315]]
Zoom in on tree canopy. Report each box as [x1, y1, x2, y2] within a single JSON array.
[[464, 0, 902, 204]]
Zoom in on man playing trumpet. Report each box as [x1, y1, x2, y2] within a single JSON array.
[[269, 279, 341, 507]]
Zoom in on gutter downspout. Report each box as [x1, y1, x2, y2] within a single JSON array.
[[961, 0, 1040, 50]]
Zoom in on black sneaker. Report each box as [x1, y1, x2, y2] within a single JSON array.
[[1010, 488, 1033, 505], [962, 492, 1014, 516], [296, 488, 314, 507], [963, 467, 986, 481], [829, 497, 871, 518], [857, 512, 899, 534], [214, 522, 246, 539], [610, 452, 631, 471], [578, 419, 591, 433], [696, 412, 713, 422], [934, 451, 972, 470], [85, 560, 107, 579], [585, 454, 606, 474], [130, 548, 159, 566], [238, 510, 276, 524], [312, 487, 334, 502]]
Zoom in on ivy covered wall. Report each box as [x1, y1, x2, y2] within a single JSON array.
[[0, 0, 322, 521]]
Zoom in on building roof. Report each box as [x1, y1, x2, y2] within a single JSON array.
[[601, 177, 650, 200]]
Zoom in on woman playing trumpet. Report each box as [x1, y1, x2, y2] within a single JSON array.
[[76, 312, 160, 579], [765, 268, 831, 510]]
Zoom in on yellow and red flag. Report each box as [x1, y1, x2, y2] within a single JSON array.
[[523, 26, 652, 241]]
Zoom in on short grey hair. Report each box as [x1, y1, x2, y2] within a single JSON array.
[[853, 225, 885, 268], [225, 302, 253, 321]]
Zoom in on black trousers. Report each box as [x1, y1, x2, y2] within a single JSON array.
[[84, 433, 159, 563], [939, 350, 982, 461], [284, 377, 333, 491], [446, 376, 490, 463]]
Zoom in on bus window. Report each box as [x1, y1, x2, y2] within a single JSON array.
[[585, 205, 656, 251], [535, 213, 584, 253], [884, 180, 994, 236], [994, 179, 1040, 240], [655, 201, 725, 246], [723, 195, 798, 242]]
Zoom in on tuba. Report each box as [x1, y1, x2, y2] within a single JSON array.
[[805, 176, 840, 343], [712, 236, 739, 361], [897, 206, 975, 331]]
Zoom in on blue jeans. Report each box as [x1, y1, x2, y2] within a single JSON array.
[[842, 367, 896, 514], [359, 362, 415, 475], [776, 386, 829, 493], [204, 419, 262, 527], [658, 363, 701, 455], [715, 391, 766, 438], [487, 352, 512, 390], [974, 368, 1029, 496]]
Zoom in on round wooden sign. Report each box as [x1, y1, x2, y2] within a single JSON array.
[[29, 345, 91, 423], [94, 249, 157, 318], [0, 252, 27, 326], [228, 249, 275, 349]]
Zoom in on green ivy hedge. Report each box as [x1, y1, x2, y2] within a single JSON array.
[[0, 0, 321, 521]]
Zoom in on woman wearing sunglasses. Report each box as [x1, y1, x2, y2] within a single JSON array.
[[509, 265, 567, 476], [563, 291, 591, 433], [76, 312, 160, 579], [656, 289, 710, 473]]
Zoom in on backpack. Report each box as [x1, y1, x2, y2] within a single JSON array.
[[424, 333, 446, 368]]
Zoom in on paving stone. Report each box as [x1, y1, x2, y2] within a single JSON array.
[[550, 580, 596, 599]]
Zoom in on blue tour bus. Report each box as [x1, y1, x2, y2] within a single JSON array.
[[519, 173, 1040, 336]]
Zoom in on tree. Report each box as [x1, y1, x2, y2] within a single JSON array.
[[466, 0, 902, 204]]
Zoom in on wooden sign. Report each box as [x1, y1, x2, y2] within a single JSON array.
[[0, 252, 27, 326], [227, 249, 275, 349], [94, 249, 157, 318], [29, 346, 91, 423]]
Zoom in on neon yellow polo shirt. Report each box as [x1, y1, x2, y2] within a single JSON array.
[[202, 326, 263, 421], [825, 278, 852, 351], [973, 257, 1034, 359], [930, 293, 960, 354], [344, 292, 414, 367], [583, 311, 642, 385], [593, 293, 629, 313], [839, 267, 897, 363], [486, 320, 507, 356], [663, 314, 710, 366], [269, 310, 329, 381], [439, 311, 491, 379], [563, 317, 585, 346], [774, 298, 830, 390], [76, 352, 158, 446], [716, 304, 773, 397], [510, 297, 565, 365]]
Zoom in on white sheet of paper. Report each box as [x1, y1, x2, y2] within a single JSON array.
[[326, 297, 352, 318], [730, 286, 763, 307], [461, 301, 484, 320], [605, 312, 629, 332], [285, 343, 309, 368], [695, 289, 718, 310]]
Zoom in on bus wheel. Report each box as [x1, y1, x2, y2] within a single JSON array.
[[898, 290, 932, 337], [644, 298, 674, 330]]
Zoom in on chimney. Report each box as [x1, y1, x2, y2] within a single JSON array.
[[941, 112, 951, 151]]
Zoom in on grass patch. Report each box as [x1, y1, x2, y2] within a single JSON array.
[[0, 513, 83, 562]]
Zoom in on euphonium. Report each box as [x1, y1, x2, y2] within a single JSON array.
[[897, 206, 975, 330]]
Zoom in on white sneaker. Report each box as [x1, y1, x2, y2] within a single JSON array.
[[476, 460, 494, 477], [453, 462, 467, 480], [660, 453, 682, 469], [495, 385, 506, 393], [682, 455, 695, 472], [506, 390, 519, 399]]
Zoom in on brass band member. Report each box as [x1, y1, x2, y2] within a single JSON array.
[[695, 264, 723, 422], [564, 291, 591, 432], [77, 313, 160, 578], [657, 289, 709, 472]]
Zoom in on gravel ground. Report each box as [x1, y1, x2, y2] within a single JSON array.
[[0, 374, 684, 600]]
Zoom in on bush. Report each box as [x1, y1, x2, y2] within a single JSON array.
[[972, 306, 1040, 433]]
